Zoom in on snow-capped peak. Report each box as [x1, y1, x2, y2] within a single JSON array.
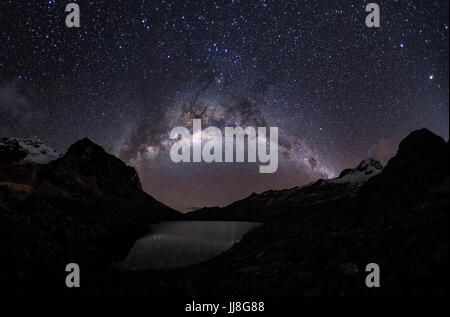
[[0, 137, 60, 164], [327, 158, 383, 186]]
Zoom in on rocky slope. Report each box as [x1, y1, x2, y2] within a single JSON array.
[[0, 137, 60, 199], [0, 137, 60, 164], [0, 137, 180, 295], [173, 128, 448, 297], [187, 157, 384, 221], [0, 137, 179, 224], [76, 128, 448, 297], [0, 129, 448, 297], [32, 138, 178, 224]]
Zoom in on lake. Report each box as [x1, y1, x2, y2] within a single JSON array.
[[118, 221, 261, 271]]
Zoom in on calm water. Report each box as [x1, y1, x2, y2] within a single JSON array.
[[118, 221, 261, 271]]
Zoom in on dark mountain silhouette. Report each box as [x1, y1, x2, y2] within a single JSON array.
[[33, 138, 178, 224], [0, 128, 448, 297], [175, 128, 448, 297], [0, 137, 180, 295], [361, 128, 449, 198], [186, 157, 384, 221], [187, 129, 448, 223], [1, 137, 179, 224]]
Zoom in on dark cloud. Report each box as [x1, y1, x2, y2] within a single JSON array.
[[0, 83, 29, 118], [0, 83, 36, 136]]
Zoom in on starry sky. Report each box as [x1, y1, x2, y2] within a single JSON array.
[[0, 0, 448, 211]]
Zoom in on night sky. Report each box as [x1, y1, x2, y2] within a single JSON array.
[[0, 0, 448, 211]]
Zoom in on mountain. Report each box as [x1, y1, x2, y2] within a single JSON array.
[[361, 128, 449, 198], [188, 128, 448, 223], [0, 137, 60, 199], [0, 137, 60, 164], [1, 137, 179, 224], [331, 158, 383, 185], [178, 128, 448, 297], [0, 137, 180, 295], [32, 138, 178, 224], [187, 157, 384, 221], [0, 129, 448, 297]]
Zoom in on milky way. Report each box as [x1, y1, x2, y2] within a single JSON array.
[[0, 1, 448, 211]]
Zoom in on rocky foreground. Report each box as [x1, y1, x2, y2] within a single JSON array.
[[0, 129, 448, 297], [0, 137, 180, 295]]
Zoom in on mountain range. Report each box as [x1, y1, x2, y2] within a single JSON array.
[[0, 128, 448, 296]]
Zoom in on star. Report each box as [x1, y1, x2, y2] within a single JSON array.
[[0, 0, 447, 211]]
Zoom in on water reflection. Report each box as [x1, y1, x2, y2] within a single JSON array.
[[119, 221, 261, 271]]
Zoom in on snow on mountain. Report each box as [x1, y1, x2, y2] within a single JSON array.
[[327, 158, 383, 186], [0, 137, 60, 164]]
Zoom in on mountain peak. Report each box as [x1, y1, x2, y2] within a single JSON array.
[[366, 128, 449, 195], [397, 128, 446, 157], [57, 138, 143, 192], [336, 157, 383, 183], [31, 137, 179, 223], [66, 137, 106, 157], [355, 157, 383, 172], [0, 137, 59, 164]]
